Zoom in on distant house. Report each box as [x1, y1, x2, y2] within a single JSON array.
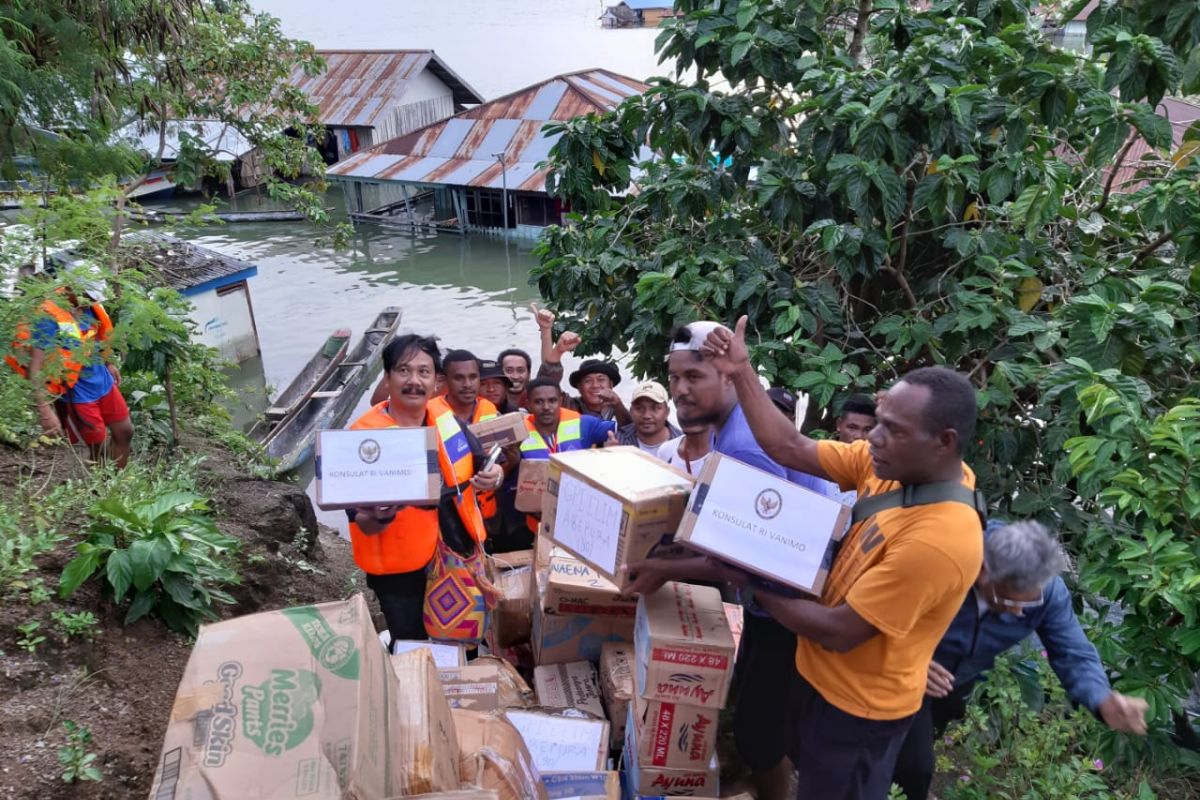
[[125, 232, 262, 363], [125, 119, 266, 194], [1047, 0, 1098, 52], [623, 0, 677, 26], [327, 69, 649, 238], [600, 3, 640, 28], [290, 50, 484, 163]]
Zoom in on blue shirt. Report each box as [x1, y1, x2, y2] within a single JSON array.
[[713, 403, 839, 613], [33, 307, 113, 403], [934, 570, 1111, 713]]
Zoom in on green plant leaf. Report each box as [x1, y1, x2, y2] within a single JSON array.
[[124, 589, 156, 625], [105, 549, 134, 602], [58, 551, 100, 598]]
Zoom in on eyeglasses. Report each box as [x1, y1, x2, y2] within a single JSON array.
[[988, 585, 1045, 610]]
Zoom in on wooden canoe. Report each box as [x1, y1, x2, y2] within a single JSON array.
[[249, 328, 351, 443], [262, 307, 402, 474]]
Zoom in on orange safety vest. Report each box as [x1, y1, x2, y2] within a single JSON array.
[[463, 397, 500, 519], [6, 299, 113, 396], [347, 399, 487, 576]]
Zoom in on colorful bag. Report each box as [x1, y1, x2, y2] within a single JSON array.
[[423, 536, 499, 645]]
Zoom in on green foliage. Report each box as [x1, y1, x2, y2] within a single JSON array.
[[57, 721, 102, 784], [533, 0, 1200, 761], [16, 619, 44, 652], [941, 654, 1162, 800], [0, 495, 68, 601], [50, 609, 99, 641], [59, 482, 240, 636]]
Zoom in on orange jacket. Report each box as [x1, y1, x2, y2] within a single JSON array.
[[347, 400, 487, 576], [461, 397, 500, 519], [6, 299, 113, 396]]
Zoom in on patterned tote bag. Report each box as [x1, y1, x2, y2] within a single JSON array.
[[423, 535, 500, 645]]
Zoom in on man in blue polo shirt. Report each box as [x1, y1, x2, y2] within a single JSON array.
[[624, 321, 836, 800]]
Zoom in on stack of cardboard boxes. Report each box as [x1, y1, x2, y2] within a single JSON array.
[[624, 581, 735, 799]]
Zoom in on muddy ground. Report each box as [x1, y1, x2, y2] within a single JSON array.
[[0, 439, 365, 800]]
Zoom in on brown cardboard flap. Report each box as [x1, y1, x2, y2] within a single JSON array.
[[454, 709, 549, 800], [515, 459, 550, 513], [391, 648, 462, 794]]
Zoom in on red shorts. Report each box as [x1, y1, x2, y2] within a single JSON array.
[[57, 386, 130, 446]]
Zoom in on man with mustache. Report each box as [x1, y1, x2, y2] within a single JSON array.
[[623, 321, 834, 800], [698, 317, 984, 800], [346, 335, 503, 649]]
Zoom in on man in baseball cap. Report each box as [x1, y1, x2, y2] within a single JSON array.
[[617, 379, 680, 454]]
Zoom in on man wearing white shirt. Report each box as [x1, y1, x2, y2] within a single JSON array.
[[655, 419, 712, 476]]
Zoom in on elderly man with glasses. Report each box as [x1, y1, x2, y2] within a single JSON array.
[[891, 519, 1149, 799]]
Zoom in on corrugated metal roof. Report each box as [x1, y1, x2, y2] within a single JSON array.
[[327, 69, 648, 193], [622, 0, 673, 10], [289, 50, 484, 128], [121, 231, 258, 292], [1108, 97, 1200, 192]]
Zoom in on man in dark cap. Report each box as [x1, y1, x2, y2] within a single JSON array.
[[479, 359, 517, 415], [768, 387, 798, 423], [565, 358, 631, 424]]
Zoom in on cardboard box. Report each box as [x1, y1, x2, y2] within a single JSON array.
[[630, 655, 718, 770], [723, 603, 744, 656], [147, 595, 404, 800], [541, 448, 694, 589], [454, 709, 549, 800], [535, 529, 568, 571], [491, 548, 534, 572], [622, 709, 720, 798], [600, 643, 633, 750], [542, 771, 621, 799], [390, 648, 463, 794], [469, 412, 531, 449], [534, 661, 606, 719], [516, 458, 551, 513], [388, 638, 468, 668], [674, 452, 851, 595], [410, 792, 501, 800], [544, 555, 637, 618], [439, 658, 535, 712], [634, 583, 735, 710], [504, 709, 610, 773], [490, 564, 533, 648], [315, 427, 441, 510], [533, 595, 635, 665]]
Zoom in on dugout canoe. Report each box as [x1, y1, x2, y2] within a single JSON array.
[[249, 328, 351, 443], [261, 307, 402, 474]]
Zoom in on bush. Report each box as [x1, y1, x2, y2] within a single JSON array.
[[940, 653, 1170, 800], [59, 489, 240, 636]]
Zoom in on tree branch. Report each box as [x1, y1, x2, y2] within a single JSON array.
[[1092, 132, 1137, 215], [848, 0, 875, 63], [1131, 230, 1174, 267]]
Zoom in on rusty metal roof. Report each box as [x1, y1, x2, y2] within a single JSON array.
[[289, 50, 483, 129], [327, 69, 648, 193], [1108, 97, 1200, 192]]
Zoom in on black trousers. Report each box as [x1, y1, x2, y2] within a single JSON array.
[[733, 611, 799, 772], [790, 673, 916, 800], [366, 570, 427, 647], [891, 690, 971, 800]]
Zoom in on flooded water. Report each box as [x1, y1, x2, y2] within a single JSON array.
[[249, 0, 667, 100]]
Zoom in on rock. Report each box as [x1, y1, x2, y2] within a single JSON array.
[[219, 478, 319, 555]]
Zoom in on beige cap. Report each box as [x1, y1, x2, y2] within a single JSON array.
[[631, 380, 669, 404]]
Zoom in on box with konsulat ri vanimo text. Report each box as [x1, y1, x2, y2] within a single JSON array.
[[674, 451, 852, 596], [315, 427, 441, 510]]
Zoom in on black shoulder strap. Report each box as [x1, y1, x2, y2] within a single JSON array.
[[851, 482, 987, 526]]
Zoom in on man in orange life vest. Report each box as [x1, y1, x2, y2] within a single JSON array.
[[346, 335, 504, 648], [7, 278, 133, 468], [440, 349, 519, 542], [517, 377, 617, 536]]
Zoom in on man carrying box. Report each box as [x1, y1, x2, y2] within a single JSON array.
[[623, 321, 835, 800], [699, 317, 984, 800], [347, 335, 504, 648]]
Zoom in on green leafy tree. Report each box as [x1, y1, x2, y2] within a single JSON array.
[[534, 0, 1200, 760]]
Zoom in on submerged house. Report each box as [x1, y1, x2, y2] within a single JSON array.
[[125, 232, 262, 363], [327, 69, 649, 239], [291, 50, 484, 163]]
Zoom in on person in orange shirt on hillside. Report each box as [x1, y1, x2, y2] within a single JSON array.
[[701, 317, 984, 800], [346, 335, 503, 649]]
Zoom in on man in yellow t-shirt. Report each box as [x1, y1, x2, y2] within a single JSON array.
[[701, 318, 984, 800]]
